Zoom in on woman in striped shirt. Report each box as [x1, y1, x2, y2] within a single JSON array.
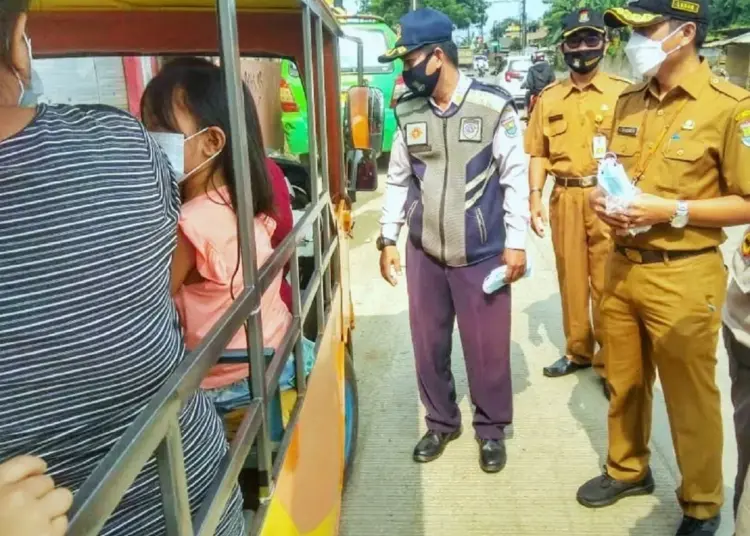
[[0, 5, 244, 535]]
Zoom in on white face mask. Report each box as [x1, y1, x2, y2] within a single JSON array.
[[625, 24, 686, 79], [149, 128, 220, 183], [14, 34, 44, 108]]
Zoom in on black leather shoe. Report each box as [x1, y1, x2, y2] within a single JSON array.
[[577, 467, 655, 508], [543, 356, 591, 378], [676, 514, 720, 535], [412, 428, 461, 463], [478, 438, 506, 473]]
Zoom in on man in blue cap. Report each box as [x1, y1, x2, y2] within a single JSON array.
[[376, 7, 529, 473]]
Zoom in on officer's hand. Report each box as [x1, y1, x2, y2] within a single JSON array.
[[503, 248, 527, 283], [379, 246, 402, 287], [625, 193, 678, 227], [589, 188, 630, 230], [0, 456, 73, 536], [529, 193, 547, 238]]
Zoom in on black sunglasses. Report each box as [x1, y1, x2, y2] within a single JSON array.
[[565, 33, 604, 48]]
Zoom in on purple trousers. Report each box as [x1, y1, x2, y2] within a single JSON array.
[[406, 240, 513, 440]]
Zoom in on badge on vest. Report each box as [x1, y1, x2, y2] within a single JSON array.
[[405, 122, 428, 147], [459, 117, 483, 142], [742, 230, 750, 264]]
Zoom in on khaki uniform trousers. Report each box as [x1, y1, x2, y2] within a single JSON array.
[[549, 183, 611, 377], [603, 248, 726, 519]]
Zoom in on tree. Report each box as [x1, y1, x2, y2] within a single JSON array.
[[541, 0, 626, 45], [361, 0, 490, 30], [490, 16, 520, 41]]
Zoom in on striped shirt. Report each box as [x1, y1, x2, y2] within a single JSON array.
[[0, 104, 243, 535]]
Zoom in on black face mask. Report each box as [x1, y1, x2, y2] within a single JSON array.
[[564, 49, 604, 74], [403, 52, 441, 96]]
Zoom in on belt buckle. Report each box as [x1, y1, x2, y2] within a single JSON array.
[[581, 176, 596, 188], [623, 248, 642, 263]]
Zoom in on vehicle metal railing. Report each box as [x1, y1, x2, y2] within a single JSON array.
[[64, 0, 341, 534]]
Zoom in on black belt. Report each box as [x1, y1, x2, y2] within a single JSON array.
[[615, 245, 717, 264], [554, 175, 597, 188]]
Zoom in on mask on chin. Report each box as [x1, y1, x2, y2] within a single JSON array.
[[564, 48, 604, 74], [14, 34, 44, 108], [403, 52, 441, 97]]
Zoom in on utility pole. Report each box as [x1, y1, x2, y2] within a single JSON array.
[[520, 0, 527, 52], [411, 0, 418, 10]]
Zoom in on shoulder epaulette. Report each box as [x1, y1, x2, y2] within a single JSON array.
[[471, 80, 513, 101], [538, 79, 561, 97], [620, 80, 648, 96], [710, 76, 750, 102], [607, 73, 633, 85]]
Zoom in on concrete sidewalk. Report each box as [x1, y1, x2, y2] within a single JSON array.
[[340, 184, 742, 536]]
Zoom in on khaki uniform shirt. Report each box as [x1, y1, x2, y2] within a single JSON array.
[[609, 60, 750, 251], [524, 71, 631, 179]]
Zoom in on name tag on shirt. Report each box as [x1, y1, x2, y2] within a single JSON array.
[[592, 135, 607, 159]]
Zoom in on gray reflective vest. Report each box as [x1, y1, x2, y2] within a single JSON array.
[[396, 81, 514, 267]]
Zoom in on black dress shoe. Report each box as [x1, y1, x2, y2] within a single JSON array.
[[412, 428, 461, 463], [577, 467, 655, 508], [543, 356, 591, 378], [676, 514, 720, 535], [478, 438, 506, 473]]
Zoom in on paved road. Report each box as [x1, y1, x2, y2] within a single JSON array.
[[339, 178, 744, 536]]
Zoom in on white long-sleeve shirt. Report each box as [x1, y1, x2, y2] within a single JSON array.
[[380, 76, 530, 251]]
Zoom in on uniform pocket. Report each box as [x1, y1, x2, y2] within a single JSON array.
[[662, 140, 705, 196]]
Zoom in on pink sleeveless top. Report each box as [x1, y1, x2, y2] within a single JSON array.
[[174, 187, 292, 389]]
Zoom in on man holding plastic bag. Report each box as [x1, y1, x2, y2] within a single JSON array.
[[525, 8, 630, 396], [576, 0, 750, 533]]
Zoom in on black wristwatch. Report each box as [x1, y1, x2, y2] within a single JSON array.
[[376, 236, 397, 251]]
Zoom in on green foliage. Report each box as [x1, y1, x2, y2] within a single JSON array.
[[490, 16, 520, 41], [359, 0, 490, 30], [708, 0, 750, 30], [541, 0, 627, 46]]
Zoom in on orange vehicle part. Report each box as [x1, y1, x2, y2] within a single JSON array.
[[347, 86, 371, 150]]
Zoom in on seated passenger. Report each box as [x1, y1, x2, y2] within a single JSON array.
[[141, 57, 314, 415], [0, 5, 245, 535]]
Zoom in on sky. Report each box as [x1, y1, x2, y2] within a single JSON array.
[[341, 0, 549, 33]]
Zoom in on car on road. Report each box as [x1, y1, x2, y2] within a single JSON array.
[[498, 55, 532, 109]]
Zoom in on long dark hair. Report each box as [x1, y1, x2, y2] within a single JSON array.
[[141, 56, 275, 218]]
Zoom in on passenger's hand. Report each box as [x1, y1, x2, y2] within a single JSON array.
[[589, 188, 630, 230], [625, 193, 677, 227], [529, 192, 547, 238], [379, 246, 402, 287], [0, 456, 73, 536], [503, 248, 527, 283]]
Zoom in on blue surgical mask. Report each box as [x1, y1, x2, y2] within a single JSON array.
[[15, 34, 43, 108], [149, 128, 219, 183]]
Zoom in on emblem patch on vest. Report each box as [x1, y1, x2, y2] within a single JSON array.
[[742, 229, 750, 264], [459, 117, 483, 142], [405, 122, 428, 146], [501, 116, 518, 138], [740, 120, 750, 148]]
